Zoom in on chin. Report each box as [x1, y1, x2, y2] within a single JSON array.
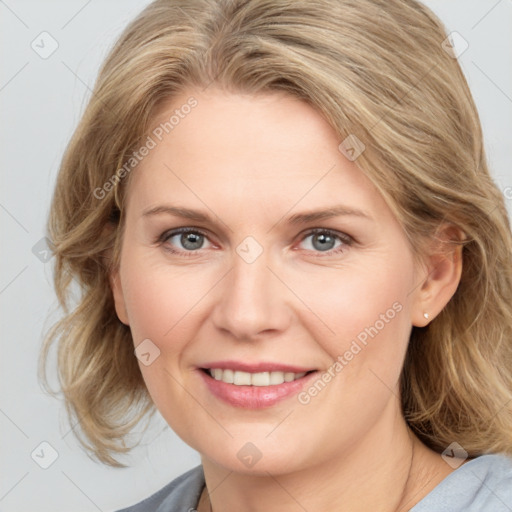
[[196, 433, 318, 477]]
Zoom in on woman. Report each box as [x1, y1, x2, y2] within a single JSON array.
[[40, 0, 512, 510]]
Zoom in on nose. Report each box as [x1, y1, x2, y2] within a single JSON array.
[[211, 245, 292, 341]]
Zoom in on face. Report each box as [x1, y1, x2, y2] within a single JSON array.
[[111, 87, 425, 475]]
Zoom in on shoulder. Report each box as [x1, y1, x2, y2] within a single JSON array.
[[412, 453, 512, 512], [114, 465, 205, 512]]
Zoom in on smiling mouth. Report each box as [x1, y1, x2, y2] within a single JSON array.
[[202, 368, 317, 386]]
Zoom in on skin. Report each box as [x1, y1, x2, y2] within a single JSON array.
[[110, 87, 464, 512]]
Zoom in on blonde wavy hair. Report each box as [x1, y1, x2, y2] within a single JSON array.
[[40, 0, 512, 467]]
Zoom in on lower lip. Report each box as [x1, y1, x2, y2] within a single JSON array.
[[199, 370, 317, 409]]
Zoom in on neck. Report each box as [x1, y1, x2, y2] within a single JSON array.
[[199, 403, 449, 512]]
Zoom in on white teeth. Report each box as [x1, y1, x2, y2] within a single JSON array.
[[269, 371, 285, 385], [251, 372, 270, 386], [208, 369, 308, 386], [234, 370, 252, 385], [284, 372, 295, 382], [223, 368, 234, 384]]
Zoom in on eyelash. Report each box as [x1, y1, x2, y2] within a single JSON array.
[[156, 227, 354, 258]]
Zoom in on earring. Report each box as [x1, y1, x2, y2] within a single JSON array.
[[423, 312, 430, 320]]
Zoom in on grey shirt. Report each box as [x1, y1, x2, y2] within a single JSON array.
[[115, 453, 512, 511]]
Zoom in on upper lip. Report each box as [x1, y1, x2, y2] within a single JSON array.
[[198, 360, 317, 373]]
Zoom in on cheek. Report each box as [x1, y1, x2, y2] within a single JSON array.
[[118, 254, 210, 423], [120, 270, 177, 348], [288, 260, 414, 440], [278, 257, 415, 465], [288, 255, 414, 378], [120, 251, 204, 342]]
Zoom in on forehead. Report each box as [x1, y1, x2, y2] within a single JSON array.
[[124, 88, 387, 221]]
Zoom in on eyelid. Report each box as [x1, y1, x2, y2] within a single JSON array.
[[157, 226, 209, 241], [156, 226, 213, 248], [299, 227, 353, 244], [294, 227, 354, 256]]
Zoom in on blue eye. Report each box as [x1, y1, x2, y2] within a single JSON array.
[[298, 229, 352, 255], [157, 227, 353, 257], [158, 227, 211, 255]]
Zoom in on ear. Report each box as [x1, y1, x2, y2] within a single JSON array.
[[102, 219, 130, 326], [410, 224, 464, 327], [109, 267, 130, 326], [104, 222, 130, 325]]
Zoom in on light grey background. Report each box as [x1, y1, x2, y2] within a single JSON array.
[[1, 1, 511, 511]]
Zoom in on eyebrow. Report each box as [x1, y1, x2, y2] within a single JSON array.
[[142, 204, 372, 224], [287, 205, 372, 224]]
